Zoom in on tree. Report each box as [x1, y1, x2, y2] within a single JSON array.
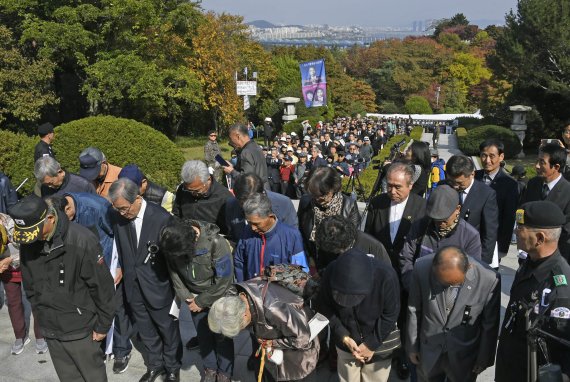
[[188, 12, 275, 131], [405, 96, 433, 114], [1, 0, 209, 132], [0, 26, 58, 130], [433, 13, 470, 37], [493, 0, 570, 134]]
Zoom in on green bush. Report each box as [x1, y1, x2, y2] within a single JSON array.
[[404, 96, 433, 114], [345, 126, 424, 200], [54, 116, 185, 190], [456, 116, 500, 130], [0, 130, 37, 195], [457, 125, 522, 159], [456, 127, 468, 138]]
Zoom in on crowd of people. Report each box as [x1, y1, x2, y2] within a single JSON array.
[[0, 117, 569, 382]]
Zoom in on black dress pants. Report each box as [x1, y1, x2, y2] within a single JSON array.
[[127, 281, 182, 372]]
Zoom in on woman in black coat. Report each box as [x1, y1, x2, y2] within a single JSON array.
[[297, 167, 361, 266], [405, 141, 431, 197]]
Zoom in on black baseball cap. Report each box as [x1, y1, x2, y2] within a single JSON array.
[[8, 195, 48, 244], [37, 122, 54, 136], [516, 201, 565, 228], [79, 147, 104, 181]]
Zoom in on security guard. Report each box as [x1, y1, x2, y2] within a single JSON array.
[[34, 122, 56, 162], [495, 201, 570, 382]]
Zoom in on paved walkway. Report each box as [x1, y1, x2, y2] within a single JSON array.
[[421, 132, 463, 163], [0, 132, 515, 381]]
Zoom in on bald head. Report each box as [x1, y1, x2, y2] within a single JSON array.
[[432, 246, 469, 286]]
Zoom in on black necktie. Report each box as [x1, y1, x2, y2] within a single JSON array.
[[541, 183, 549, 200], [484, 175, 492, 185], [130, 220, 138, 249]]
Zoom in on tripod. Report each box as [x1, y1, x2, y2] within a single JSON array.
[[344, 166, 365, 199]]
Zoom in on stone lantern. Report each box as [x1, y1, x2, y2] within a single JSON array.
[[279, 97, 300, 123], [509, 105, 532, 158]]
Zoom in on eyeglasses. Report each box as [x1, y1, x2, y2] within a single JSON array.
[[112, 202, 133, 216], [184, 179, 210, 196], [209, 134, 217, 137]]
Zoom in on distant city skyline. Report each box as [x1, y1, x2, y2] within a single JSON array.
[[200, 0, 518, 27]]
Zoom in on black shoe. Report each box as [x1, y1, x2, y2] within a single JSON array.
[[113, 354, 131, 374], [139, 369, 166, 382], [165, 370, 180, 382], [186, 336, 199, 350], [396, 358, 410, 380]]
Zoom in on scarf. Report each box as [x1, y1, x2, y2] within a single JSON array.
[[310, 192, 343, 241]]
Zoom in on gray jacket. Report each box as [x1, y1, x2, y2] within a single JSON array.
[[232, 140, 269, 189], [399, 217, 482, 292], [406, 255, 500, 380]]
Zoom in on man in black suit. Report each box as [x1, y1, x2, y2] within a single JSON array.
[[365, 162, 427, 273], [109, 178, 182, 382], [364, 162, 427, 379], [520, 143, 570, 260], [475, 139, 519, 261], [446, 155, 499, 265]]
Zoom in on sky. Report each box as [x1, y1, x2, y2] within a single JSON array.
[[200, 0, 519, 27]]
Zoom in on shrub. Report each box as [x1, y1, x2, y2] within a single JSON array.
[[404, 96, 433, 114], [456, 127, 468, 138], [0, 130, 37, 195], [456, 116, 500, 130], [54, 116, 185, 190], [456, 125, 521, 159]]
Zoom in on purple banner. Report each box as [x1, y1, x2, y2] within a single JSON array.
[[300, 59, 327, 107]]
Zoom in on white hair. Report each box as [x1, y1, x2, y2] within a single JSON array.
[[208, 296, 248, 338], [34, 157, 62, 181], [528, 227, 563, 242], [181, 160, 209, 184], [243, 193, 272, 218], [108, 178, 139, 203]]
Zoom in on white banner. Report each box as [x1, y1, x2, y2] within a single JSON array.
[[236, 81, 257, 96], [243, 95, 250, 110]]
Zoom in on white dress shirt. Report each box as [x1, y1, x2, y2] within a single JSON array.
[[133, 198, 147, 245], [460, 178, 475, 203], [389, 197, 409, 243], [546, 174, 563, 195]]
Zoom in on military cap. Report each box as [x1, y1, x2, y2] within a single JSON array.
[[516, 201, 565, 228]]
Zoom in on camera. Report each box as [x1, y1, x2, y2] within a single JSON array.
[[391, 138, 406, 151]]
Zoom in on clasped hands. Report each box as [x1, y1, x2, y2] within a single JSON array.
[[343, 336, 374, 363]]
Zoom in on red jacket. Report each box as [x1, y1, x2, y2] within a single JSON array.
[[280, 165, 294, 182]]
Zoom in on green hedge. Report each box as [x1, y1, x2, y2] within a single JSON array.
[[54, 116, 185, 190], [0, 130, 36, 194], [344, 126, 424, 200], [456, 125, 521, 159], [456, 127, 468, 138]]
